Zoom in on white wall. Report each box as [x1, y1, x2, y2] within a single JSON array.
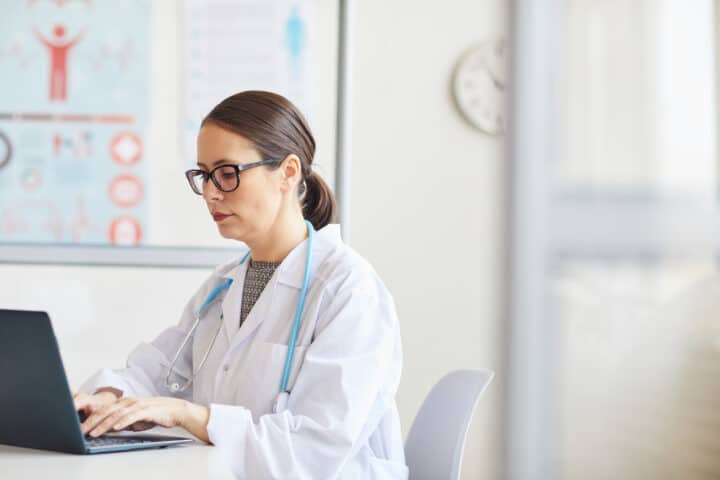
[[350, 1, 507, 478], [0, 1, 507, 479]]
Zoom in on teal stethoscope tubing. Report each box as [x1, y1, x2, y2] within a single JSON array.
[[164, 220, 315, 396]]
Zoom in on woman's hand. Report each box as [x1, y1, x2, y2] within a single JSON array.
[[73, 391, 119, 420], [80, 397, 211, 443]]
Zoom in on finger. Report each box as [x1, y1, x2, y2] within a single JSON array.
[[75, 392, 111, 414], [112, 409, 159, 432], [82, 407, 112, 435], [89, 403, 139, 438], [85, 398, 137, 436], [74, 394, 92, 411], [112, 411, 147, 432], [83, 399, 134, 435]]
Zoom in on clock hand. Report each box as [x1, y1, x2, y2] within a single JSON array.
[[481, 57, 506, 92], [490, 74, 505, 92]]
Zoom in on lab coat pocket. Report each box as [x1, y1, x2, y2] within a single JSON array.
[[262, 342, 308, 392], [237, 342, 308, 415]]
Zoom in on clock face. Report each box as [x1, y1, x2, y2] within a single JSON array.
[[453, 38, 507, 135]]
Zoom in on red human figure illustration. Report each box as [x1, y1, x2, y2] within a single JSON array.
[[53, 133, 62, 156], [34, 24, 84, 101]]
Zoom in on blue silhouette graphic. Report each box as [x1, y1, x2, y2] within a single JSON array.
[[285, 6, 305, 81]]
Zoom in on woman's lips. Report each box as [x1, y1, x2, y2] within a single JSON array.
[[212, 213, 232, 222]]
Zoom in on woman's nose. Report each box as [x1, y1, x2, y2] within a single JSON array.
[[203, 180, 224, 202]]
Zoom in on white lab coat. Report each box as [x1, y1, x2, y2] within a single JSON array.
[[80, 224, 408, 479]]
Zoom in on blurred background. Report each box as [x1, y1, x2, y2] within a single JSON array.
[[1, 0, 719, 479], [507, 1, 720, 479]]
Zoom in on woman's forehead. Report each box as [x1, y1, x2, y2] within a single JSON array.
[[197, 124, 260, 163]]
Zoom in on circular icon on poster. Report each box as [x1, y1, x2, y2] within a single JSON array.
[[109, 216, 143, 245], [110, 132, 143, 166], [0, 131, 12, 170], [21, 168, 43, 192], [108, 174, 143, 208]]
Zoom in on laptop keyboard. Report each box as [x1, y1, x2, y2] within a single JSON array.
[[86, 436, 157, 447]]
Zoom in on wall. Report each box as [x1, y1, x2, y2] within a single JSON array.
[[350, 1, 507, 478], [0, 1, 508, 478]]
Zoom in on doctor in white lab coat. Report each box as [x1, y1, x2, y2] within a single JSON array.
[[74, 91, 408, 479]]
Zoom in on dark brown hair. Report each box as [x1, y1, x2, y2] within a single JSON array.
[[202, 90, 336, 230]]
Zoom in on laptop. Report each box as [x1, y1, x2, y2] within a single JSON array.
[[0, 309, 193, 454]]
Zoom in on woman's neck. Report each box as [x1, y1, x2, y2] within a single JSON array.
[[246, 213, 308, 263]]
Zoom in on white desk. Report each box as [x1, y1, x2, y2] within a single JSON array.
[[0, 439, 236, 479]]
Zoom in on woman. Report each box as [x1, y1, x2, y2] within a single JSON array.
[[74, 91, 407, 478]]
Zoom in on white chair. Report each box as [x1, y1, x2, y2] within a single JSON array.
[[404, 369, 495, 480]]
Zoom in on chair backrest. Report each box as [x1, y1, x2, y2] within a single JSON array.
[[404, 369, 494, 480]]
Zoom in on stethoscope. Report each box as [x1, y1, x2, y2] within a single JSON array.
[[164, 220, 315, 414]]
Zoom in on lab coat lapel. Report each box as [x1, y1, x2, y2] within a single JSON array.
[[275, 224, 342, 288], [219, 224, 343, 346], [232, 276, 275, 346], [231, 235, 312, 347], [220, 261, 249, 342]]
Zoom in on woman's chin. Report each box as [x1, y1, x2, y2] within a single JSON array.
[[216, 225, 235, 238], [216, 221, 246, 241]]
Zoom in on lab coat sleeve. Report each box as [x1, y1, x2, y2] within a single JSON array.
[[206, 286, 402, 479], [78, 273, 218, 399]]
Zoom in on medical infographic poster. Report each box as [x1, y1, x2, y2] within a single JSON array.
[[0, 0, 149, 246], [182, 0, 316, 167]]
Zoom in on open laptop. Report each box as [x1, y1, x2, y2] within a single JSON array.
[[0, 309, 193, 454]]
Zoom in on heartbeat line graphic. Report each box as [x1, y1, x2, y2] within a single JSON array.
[[26, 0, 92, 7], [84, 40, 136, 71], [0, 41, 37, 68], [0, 112, 135, 124]]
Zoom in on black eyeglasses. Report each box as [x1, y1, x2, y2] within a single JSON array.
[[185, 159, 278, 195]]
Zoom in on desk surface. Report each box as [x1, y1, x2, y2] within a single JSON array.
[[0, 438, 236, 480]]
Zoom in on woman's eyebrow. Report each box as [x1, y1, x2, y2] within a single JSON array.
[[197, 158, 235, 169]]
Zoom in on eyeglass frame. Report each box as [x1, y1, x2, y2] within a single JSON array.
[[184, 159, 279, 195]]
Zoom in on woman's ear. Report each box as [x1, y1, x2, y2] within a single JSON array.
[[280, 154, 302, 192]]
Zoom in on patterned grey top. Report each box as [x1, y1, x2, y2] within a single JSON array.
[[240, 259, 281, 327]]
